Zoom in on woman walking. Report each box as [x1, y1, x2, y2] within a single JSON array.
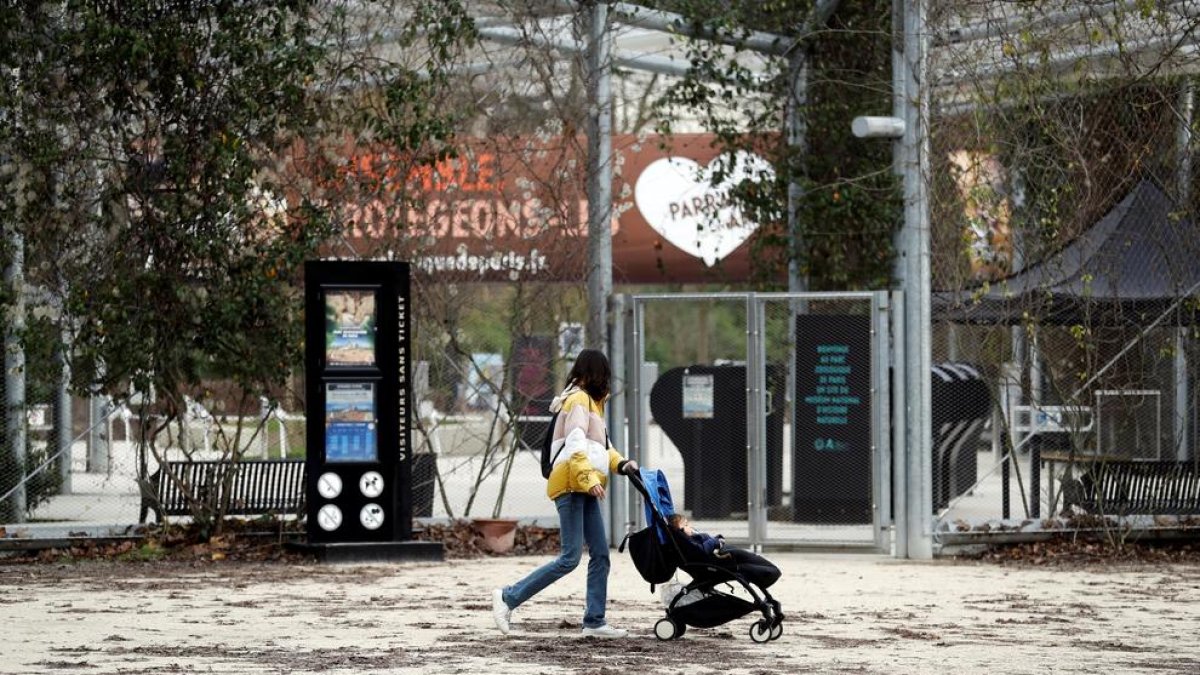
[[492, 349, 638, 638]]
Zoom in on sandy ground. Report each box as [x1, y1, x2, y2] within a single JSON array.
[[2, 552, 1200, 675]]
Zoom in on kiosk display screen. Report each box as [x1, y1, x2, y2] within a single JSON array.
[[325, 382, 378, 462], [325, 289, 376, 367]]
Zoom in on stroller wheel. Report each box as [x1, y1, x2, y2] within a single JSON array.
[[749, 619, 772, 643], [654, 617, 681, 641], [769, 622, 783, 641]]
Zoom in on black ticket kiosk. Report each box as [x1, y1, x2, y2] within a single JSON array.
[[301, 260, 441, 562]]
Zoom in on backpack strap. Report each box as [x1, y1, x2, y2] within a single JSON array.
[[618, 532, 630, 553]]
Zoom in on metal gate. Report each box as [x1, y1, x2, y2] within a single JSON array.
[[624, 292, 891, 551]]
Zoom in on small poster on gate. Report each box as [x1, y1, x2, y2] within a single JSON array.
[[325, 382, 378, 462], [325, 289, 376, 367], [682, 373, 714, 419]]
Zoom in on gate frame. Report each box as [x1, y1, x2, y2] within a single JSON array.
[[624, 291, 893, 554]]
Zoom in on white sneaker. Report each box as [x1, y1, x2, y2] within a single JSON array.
[[492, 589, 512, 635], [581, 624, 628, 639]]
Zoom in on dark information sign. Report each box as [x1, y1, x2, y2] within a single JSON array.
[[793, 314, 872, 524], [305, 261, 412, 544]]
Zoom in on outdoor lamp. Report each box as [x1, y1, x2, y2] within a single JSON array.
[[851, 116, 906, 139]]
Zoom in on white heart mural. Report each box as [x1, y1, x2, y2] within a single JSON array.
[[634, 151, 774, 266]]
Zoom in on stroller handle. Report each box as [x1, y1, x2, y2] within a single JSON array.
[[624, 467, 653, 502], [624, 467, 674, 527]]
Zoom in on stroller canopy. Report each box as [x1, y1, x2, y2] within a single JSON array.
[[639, 468, 676, 541]]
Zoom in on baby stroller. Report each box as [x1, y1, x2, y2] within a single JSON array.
[[620, 468, 784, 642]]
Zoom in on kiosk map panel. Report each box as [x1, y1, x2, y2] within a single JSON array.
[[305, 262, 412, 544]]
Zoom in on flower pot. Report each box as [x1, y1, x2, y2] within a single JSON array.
[[473, 518, 519, 554]]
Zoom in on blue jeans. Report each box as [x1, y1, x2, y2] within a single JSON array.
[[501, 492, 610, 628]]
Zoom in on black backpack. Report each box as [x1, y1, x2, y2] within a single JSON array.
[[539, 411, 563, 479], [619, 525, 678, 585]]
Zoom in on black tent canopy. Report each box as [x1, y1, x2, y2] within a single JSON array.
[[934, 180, 1200, 325]]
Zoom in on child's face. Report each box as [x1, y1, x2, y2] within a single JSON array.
[[676, 517, 694, 535]]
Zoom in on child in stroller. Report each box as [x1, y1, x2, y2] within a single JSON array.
[[667, 514, 781, 590], [621, 469, 784, 643]]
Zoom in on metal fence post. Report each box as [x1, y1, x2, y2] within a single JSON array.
[[88, 390, 109, 474], [1175, 80, 1192, 462], [891, 290, 908, 558], [873, 291, 892, 552], [54, 328, 72, 495], [1177, 329, 1189, 461], [746, 293, 763, 551], [760, 299, 771, 547], [630, 297, 645, 530], [896, 0, 934, 560], [760, 294, 768, 549], [3, 230, 26, 522], [607, 293, 628, 545]]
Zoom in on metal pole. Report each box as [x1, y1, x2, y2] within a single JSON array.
[[54, 324, 72, 494], [557, 0, 793, 56], [746, 293, 763, 551], [1009, 167, 1027, 472], [585, 1, 614, 351], [88, 387, 109, 474], [936, 32, 1194, 87], [622, 295, 639, 532], [758, 301, 770, 547], [607, 293, 628, 544], [4, 230, 26, 522], [1177, 330, 1190, 461], [895, 0, 933, 559], [890, 290, 908, 557], [1176, 80, 1192, 461], [934, 1, 1148, 47], [1008, 165, 1027, 454], [889, 0, 909, 560], [631, 298, 646, 530], [1029, 329, 1043, 517], [85, 150, 110, 474], [754, 296, 769, 548], [475, 24, 704, 80], [873, 292, 893, 552], [994, 405, 1010, 519], [787, 50, 809, 294], [1030, 331, 1043, 405]]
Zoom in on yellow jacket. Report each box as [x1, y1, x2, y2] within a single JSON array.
[[545, 388, 628, 499]]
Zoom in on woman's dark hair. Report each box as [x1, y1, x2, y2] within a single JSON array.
[[567, 349, 610, 402]]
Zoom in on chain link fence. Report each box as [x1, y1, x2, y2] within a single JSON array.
[[928, 3, 1200, 542], [758, 294, 886, 548], [931, 320, 1196, 534], [10, 0, 1200, 550], [408, 282, 591, 526], [1, 387, 309, 532], [0, 346, 61, 527], [1, 280, 591, 534], [631, 295, 752, 542], [630, 292, 890, 551]]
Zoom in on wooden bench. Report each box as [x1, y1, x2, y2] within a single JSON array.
[[139, 459, 306, 523], [1059, 459, 1200, 516]]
